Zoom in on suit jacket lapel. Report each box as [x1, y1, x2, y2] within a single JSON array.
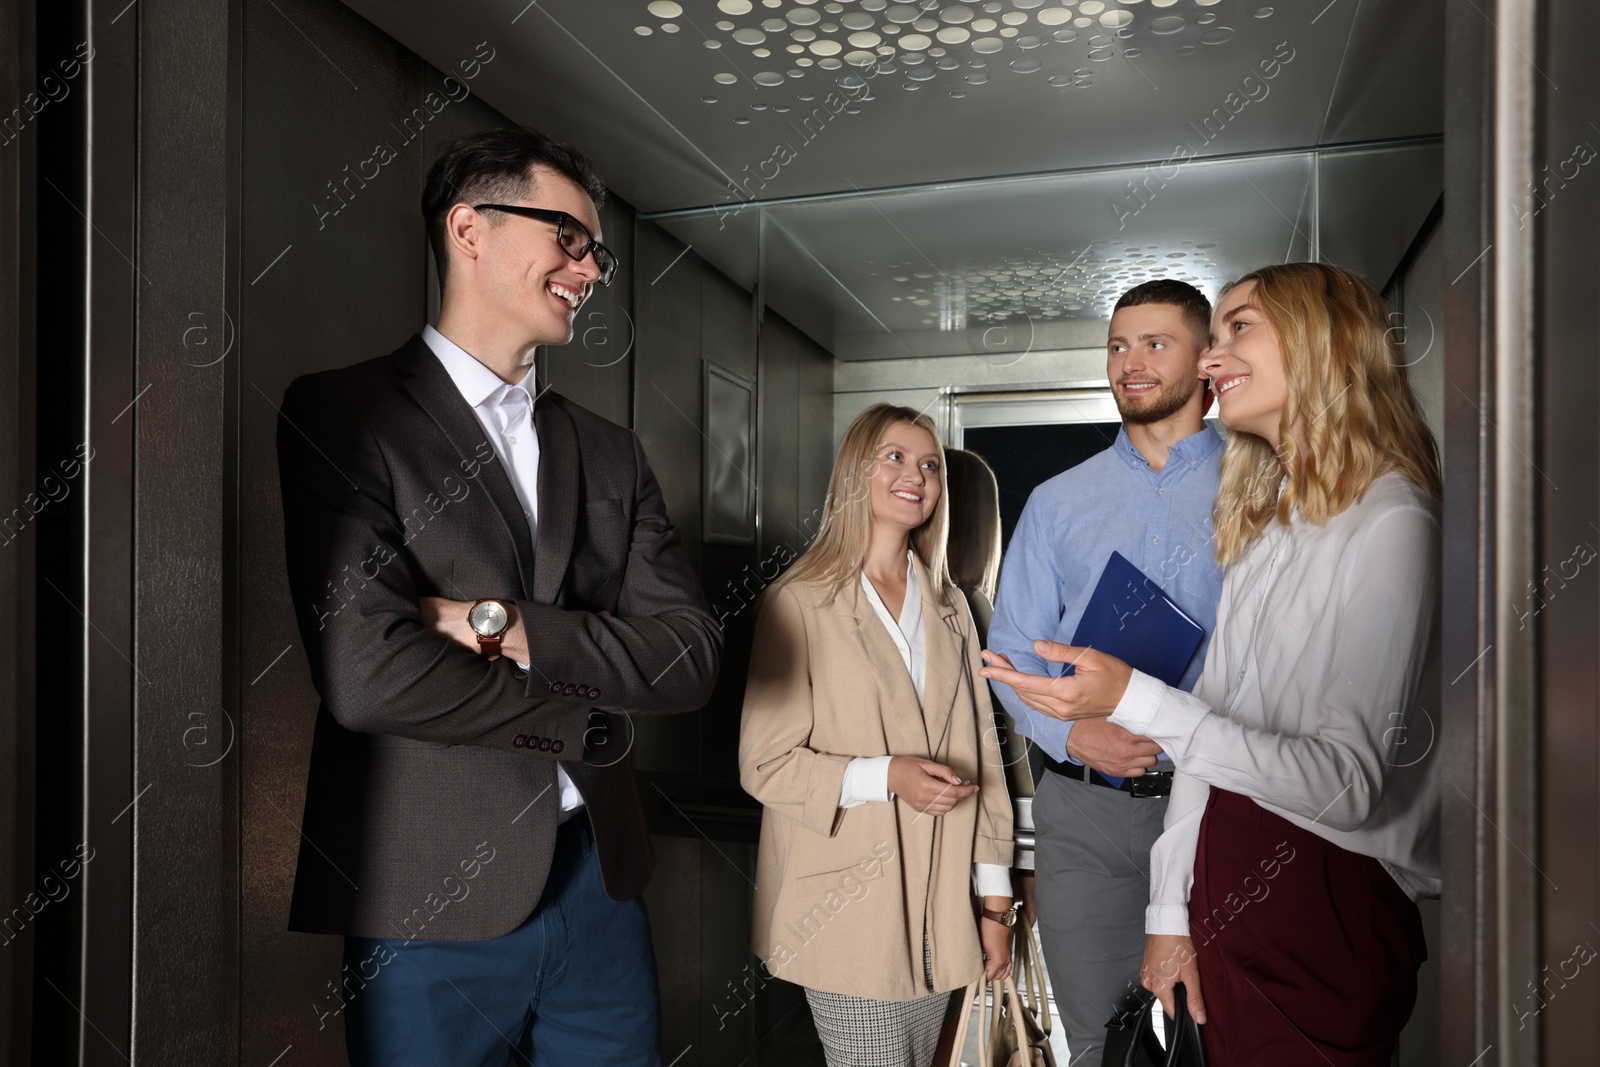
[[912, 556, 964, 761], [842, 578, 935, 758], [533, 396, 579, 604], [394, 335, 537, 598]]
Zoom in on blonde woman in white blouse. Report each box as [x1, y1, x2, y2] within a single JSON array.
[[741, 403, 1015, 1067], [982, 263, 1441, 1067]]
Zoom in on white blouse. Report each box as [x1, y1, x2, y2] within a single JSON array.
[[841, 553, 1013, 899], [1109, 474, 1441, 936]]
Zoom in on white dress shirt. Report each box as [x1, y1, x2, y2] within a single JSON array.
[[841, 552, 1013, 899], [424, 325, 583, 821], [1110, 473, 1440, 936]]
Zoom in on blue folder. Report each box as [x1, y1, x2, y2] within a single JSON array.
[[1065, 551, 1205, 687], [1062, 553, 1205, 787]]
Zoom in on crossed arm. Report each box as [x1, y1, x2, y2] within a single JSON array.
[[277, 374, 722, 755]]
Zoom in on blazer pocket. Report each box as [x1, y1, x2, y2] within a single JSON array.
[[793, 852, 894, 895]]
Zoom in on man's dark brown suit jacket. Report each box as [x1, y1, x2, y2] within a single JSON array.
[[277, 334, 721, 941]]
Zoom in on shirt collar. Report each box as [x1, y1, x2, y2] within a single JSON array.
[[422, 324, 535, 410], [860, 550, 921, 623], [1114, 423, 1224, 471]]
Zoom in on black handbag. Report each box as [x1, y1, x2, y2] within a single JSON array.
[[1101, 984, 1206, 1067]]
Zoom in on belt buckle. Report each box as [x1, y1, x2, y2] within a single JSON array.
[[1126, 771, 1173, 799]]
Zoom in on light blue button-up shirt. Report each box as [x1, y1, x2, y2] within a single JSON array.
[[987, 425, 1226, 764]]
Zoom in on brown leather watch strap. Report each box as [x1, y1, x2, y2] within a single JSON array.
[[981, 906, 1018, 927], [476, 632, 502, 659]]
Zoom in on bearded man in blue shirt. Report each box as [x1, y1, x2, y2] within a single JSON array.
[[985, 279, 1224, 1067]]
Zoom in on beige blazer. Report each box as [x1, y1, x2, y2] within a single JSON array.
[[739, 557, 1013, 1001]]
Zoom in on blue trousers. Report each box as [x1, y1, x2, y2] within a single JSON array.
[[343, 817, 662, 1066]]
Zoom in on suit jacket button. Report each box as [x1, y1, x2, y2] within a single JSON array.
[[538, 737, 552, 751], [550, 680, 564, 694], [576, 685, 592, 699], [551, 739, 564, 754], [563, 683, 577, 696], [513, 734, 527, 748], [588, 687, 601, 700]]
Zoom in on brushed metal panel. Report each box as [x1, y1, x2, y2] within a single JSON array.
[[632, 221, 712, 776], [1534, 0, 1600, 1059], [238, 1, 428, 1062], [0, 0, 34, 1062], [129, 0, 236, 1060]]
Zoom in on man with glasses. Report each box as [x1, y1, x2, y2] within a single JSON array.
[[276, 127, 721, 1066]]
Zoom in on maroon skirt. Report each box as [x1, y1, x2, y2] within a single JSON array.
[[1188, 787, 1427, 1066]]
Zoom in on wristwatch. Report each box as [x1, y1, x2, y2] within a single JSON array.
[[467, 599, 512, 659], [981, 904, 1019, 928]]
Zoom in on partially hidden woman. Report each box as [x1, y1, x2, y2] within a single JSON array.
[[740, 404, 1016, 1067], [981, 263, 1440, 1066]]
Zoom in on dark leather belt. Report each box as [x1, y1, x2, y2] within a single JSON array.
[[1043, 756, 1174, 799]]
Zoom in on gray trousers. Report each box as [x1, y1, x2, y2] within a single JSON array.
[[1033, 767, 1171, 1067]]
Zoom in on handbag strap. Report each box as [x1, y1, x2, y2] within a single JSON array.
[[1168, 984, 1207, 1067], [977, 976, 987, 1067], [1017, 921, 1053, 1036], [944, 980, 980, 1067], [1002, 976, 1031, 1053]]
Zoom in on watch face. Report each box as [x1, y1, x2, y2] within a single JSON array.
[[469, 600, 508, 636]]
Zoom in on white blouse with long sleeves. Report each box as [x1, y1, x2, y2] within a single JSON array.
[[839, 552, 1013, 899], [1109, 473, 1441, 937]]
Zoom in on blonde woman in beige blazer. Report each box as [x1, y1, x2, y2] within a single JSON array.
[[740, 403, 1015, 1067]]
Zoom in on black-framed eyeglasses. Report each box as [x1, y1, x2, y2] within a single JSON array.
[[473, 204, 620, 286]]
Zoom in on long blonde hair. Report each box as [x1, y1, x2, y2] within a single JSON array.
[[944, 448, 1001, 600], [776, 403, 952, 598], [1212, 262, 1441, 564]]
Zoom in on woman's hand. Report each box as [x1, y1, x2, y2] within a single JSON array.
[[1139, 933, 1206, 1025], [887, 757, 978, 815], [979, 909, 1014, 982], [980, 642, 1133, 722]]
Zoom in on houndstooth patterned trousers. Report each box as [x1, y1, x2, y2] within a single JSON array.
[[803, 938, 958, 1067]]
